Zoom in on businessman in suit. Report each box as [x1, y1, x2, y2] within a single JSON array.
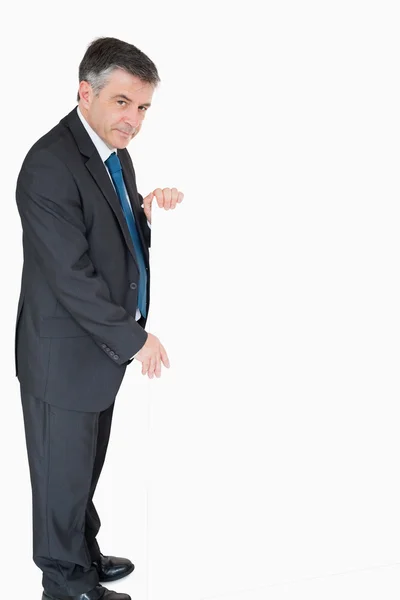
[[14, 37, 183, 600]]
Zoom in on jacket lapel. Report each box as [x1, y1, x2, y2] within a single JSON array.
[[118, 149, 149, 263], [61, 107, 148, 271]]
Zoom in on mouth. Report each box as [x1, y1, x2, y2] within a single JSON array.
[[116, 130, 131, 138]]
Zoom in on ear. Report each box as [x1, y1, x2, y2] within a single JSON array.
[[78, 81, 93, 109]]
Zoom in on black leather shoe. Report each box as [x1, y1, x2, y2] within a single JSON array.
[[42, 584, 131, 600], [93, 553, 135, 583]]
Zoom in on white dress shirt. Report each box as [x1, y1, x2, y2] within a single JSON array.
[[76, 105, 150, 323]]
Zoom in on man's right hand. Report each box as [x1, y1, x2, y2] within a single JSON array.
[[133, 332, 170, 378]]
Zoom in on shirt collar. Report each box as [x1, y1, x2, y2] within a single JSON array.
[[76, 105, 116, 163]]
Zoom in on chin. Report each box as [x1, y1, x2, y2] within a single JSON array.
[[113, 130, 132, 148]]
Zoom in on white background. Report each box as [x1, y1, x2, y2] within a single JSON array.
[[2, 1, 400, 599]]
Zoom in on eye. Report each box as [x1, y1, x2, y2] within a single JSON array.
[[139, 106, 148, 112], [117, 100, 127, 106]]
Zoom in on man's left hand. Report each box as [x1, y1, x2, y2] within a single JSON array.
[[142, 188, 184, 224]]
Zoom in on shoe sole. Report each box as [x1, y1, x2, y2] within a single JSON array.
[[98, 562, 135, 583]]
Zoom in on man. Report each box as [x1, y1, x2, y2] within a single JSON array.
[[14, 37, 183, 600]]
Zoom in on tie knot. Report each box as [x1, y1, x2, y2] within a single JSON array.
[[105, 151, 122, 175]]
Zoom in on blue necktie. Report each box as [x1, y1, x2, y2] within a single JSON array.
[[105, 151, 147, 318]]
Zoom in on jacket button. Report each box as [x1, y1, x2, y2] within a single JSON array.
[[101, 343, 106, 349], [113, 354, 119, 360], [130, 282, 137, 289], [110, 351, 115, 357]]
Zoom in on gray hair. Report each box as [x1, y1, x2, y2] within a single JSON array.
[[77, 37, 161, 102]]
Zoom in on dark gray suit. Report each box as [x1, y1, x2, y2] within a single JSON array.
[[14, 106, 151, 595]]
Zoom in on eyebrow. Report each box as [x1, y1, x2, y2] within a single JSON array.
[[112, 93, 152, 107]]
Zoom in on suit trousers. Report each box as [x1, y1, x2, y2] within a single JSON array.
[[20, 386, 115, 596]]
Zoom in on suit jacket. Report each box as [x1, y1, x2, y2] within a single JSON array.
[[14, 106, 151, 412]]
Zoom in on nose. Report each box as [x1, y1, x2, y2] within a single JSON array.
[[124, 107, 142, 130]]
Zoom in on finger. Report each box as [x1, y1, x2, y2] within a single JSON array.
[[143, 193, 153, 212], [148, 356, 156, 379], [177, 191, 184, 203], [153, 188, 164, 208], [170, 187, 178, 209], [160, 344, 170, 368], [144, 192, 153, 204], [163, 187, 172, 210], [142, 359, 149, 376], [155, 353, 161, 378]]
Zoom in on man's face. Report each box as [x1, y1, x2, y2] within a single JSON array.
[[79, 68, 154, 150]]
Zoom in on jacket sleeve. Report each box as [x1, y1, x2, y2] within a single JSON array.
[[16, 148, 148, 366]]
